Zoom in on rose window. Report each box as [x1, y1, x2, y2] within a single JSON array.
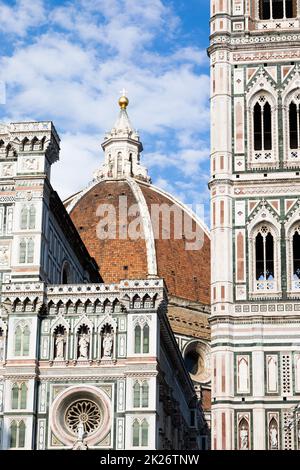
[[65, 400, 102, 435]]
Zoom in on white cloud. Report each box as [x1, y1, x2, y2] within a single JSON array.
[[0, 0, 45, 37]]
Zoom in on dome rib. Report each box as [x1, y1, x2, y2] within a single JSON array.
[[126, 177, 158, 277]]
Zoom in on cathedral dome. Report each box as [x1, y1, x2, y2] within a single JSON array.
[[64, 95, 211, 392], [65, 176, 210, 305]]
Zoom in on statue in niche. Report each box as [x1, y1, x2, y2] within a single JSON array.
[[54, 332, 65, 359], [269, 422, 278, 449], [78, 333, 89, 359], [239, 421, 249, 450], [102, 332, 113, 358]]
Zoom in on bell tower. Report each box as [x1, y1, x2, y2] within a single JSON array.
[[209, 0, 300, 450]]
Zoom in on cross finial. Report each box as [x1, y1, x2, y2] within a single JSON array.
[[120, 88, 128, 97]]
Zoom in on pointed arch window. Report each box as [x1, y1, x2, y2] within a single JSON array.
[[141, 420, 149, 446], [133, 381, 149, 408], [253, 99, 272, 151], [259, 0, 296, 19], [20, 205, 36, 230], [142, 382, 149, 407], [132, 419, 149, 447], [134, 324, 141, 353], [11, 383, 27, 409], [9, 420, 26, 448], [143, 324, 149, 353], [255, 225, 275, 291], [10, 421, 17, 448], [134, 322, 150, 354], [132, 420, 140, 447], [288, 93, 300, 151], [133, 382, 141, 407], [19, 238, 34, 264], [14, 325, 30, 356]]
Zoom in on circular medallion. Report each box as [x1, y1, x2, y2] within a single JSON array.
[[65, 399, 102, 435], [50, 385, 111, 446]]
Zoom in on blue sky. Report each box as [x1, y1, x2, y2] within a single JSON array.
[[0, 0, 210, 222]]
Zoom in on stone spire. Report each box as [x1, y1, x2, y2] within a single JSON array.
[[93, 93, 150, 182]]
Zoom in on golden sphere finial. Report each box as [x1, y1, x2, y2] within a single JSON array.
[[119, 88, 129, 109]]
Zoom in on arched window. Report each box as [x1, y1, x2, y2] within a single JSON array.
[[12, 384, 19, 409], [288, 93, 300, 152], [142, 382, 149, 407], [29, 206, 36, 229], [14, 325, 30, 356], [253, 99, 272, 151], [27, 239, 34, 263], [132, 419, 149, 447], [132, 420, 140, 447], [10, 421, 17, 448], [259, 0, 296, 19], [134, 324, 141, 353], [11, 383, 27, 409], [255, 225, 275, 291], [133, 381, 149, 408], [133, 382, 141, 407], [143, 324, 149, 353], [134, 323, 150, 354], [14, 326, 22, 356], [23, 325, 30, 355], [20, 205, 36, 230], [19, 238, 34, 264], [20, 207, 28, 230], [141, 420, 149, 446], [19, 239, 27, 263], [117, 152, 122, 177], [18, 421, 26, 448], [9, 420, 26, 448], [20, 383, 27, 409]]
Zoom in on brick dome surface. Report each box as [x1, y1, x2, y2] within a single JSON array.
[[67, 178, 210, 305]]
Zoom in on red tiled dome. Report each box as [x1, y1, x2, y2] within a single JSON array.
[[66, 177, 210, 305]]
